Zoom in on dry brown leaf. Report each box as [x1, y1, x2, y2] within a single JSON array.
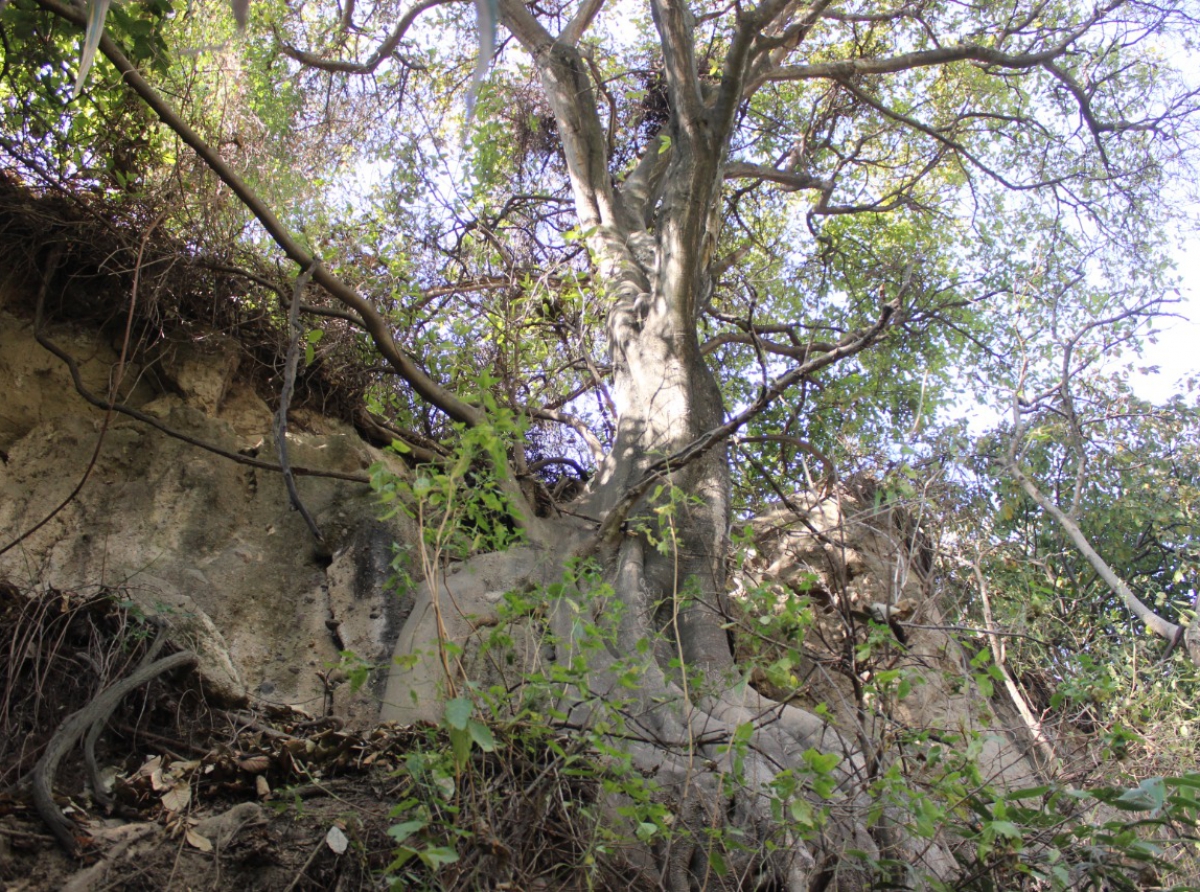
[[186, 829, 213, 852], [161, 783, 192, 813], [238, 755, 271, 773]]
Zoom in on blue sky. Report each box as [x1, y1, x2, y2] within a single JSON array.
[[1135, 230, 1200, 402]]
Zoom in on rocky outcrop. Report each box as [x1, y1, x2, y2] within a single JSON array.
[[0, 284, 414, 725], [735, 488, 1044, 790], [0, 279, 1046, 789]]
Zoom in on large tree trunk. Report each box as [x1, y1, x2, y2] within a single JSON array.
[[380, 18, 885, 886], [383, 215, 894, 892]]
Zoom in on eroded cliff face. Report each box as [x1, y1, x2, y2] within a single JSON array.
[[734, 489, 1045, 791], [0, 282, 415, 726], [0, 278, 1044, 795]]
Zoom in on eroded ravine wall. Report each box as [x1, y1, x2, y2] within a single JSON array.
[[0, 281, 415, 726], [0, 278, 1049, 794]]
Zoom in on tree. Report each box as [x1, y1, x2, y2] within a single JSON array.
[[1003, 316, 1200, 666], [3, 0, 1200, 886]]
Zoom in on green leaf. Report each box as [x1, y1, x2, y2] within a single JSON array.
[[444, 697, 473, 731], [707, 849, 728, 876], [387, 819, 427, 843], [789, 798, 815, 827], [449, 726, 472, 766], [803, 750, 840, 774], [986, 819, 1023, 839], [1114, 777, 1166, 812], [386, 847, 417, 873], [418, 846, 459, 869], [466, 718, 496, 752]]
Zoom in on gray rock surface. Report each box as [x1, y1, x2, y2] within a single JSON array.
[[0, 294, 413, 723]]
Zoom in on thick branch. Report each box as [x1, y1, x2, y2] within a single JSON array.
[[1009, 462, 1183, 646], [560, 0, 608, 46], [498, 0, 611, 226], [498, 0, 651, 303], [701, 330, 832, 359], [759, 32, 1091, 87], [723, 162, 832, 192], [649, 0, 704, 131], [37, 0, 482, 428]]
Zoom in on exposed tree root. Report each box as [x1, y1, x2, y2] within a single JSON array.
[[32, 649, 197, 854], [533, 538, 906, 891]]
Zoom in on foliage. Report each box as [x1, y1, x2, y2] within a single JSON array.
[[4, 0, 1200, 885]]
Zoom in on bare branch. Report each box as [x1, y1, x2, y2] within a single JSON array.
[[759, 34, 1088, 88], [1008, 460, 1183, 646], [35, 0, 483, 428], [723, 162, 832, 192], [276, 0, 452, 74], [275, 260, 326, 545], [701, 330, 832, 359]]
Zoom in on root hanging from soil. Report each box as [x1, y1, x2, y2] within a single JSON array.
[[32, 648, 198, 854]]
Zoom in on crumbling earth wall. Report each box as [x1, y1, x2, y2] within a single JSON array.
[[0, 282, 414, 725]]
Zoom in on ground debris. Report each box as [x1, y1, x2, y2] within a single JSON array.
[[1, 583, 649, 891]]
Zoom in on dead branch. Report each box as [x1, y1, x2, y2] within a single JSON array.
[[275, 260, 326, 545]]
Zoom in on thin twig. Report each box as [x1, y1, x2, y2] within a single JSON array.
[[282, 835, 328, 892], [275, 260, 326, 545]]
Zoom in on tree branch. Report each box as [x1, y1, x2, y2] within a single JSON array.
[[276, 0, 452, 74], [560, 0, 608, 46], [275, 260, 326, 545], [1008, 461, 1182, 646], [723, 162, 832, 192], [757, 19, 1106, 88], [36, 0, 482, 428], [648, 0, 704, 133]]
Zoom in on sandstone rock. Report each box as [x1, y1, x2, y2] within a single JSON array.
[[0, 311, 414, 725]]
